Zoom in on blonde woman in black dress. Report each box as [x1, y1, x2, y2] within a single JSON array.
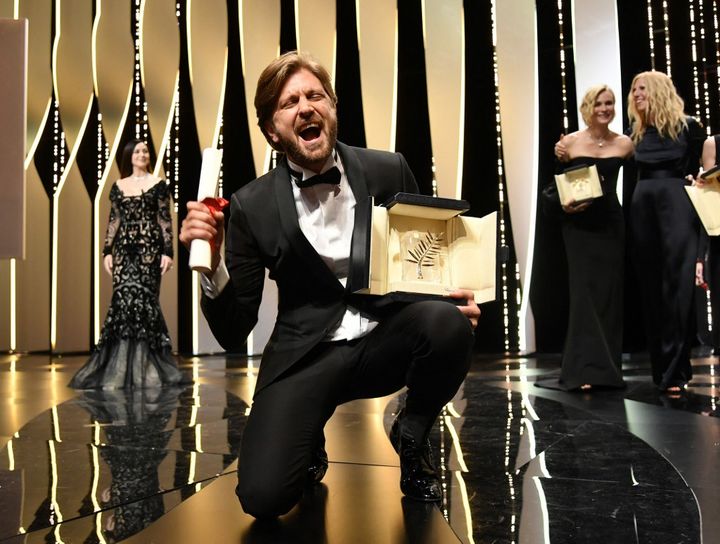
[[70, 139, 186, 389], [546, 85, 633, 391], [628, 71, 705, 393]]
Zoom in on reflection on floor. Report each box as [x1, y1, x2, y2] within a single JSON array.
[[0, 352, 717, 543]]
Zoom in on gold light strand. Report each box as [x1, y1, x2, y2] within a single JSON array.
[[218, 117, 224, 197], [438, 407, 448, 517], [690, 0, 702, 122], [97, 112, 103, 184], [491, 0, 519, 352], [557, 0, 569, 133], [52, 101, 66, 194], [647, 0, 656, 70], [662, 0, 672, 76], [698, 0, 711, 132], [431, 156, 438, 197]]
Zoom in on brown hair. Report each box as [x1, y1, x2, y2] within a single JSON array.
[[254, 51, 337, 149]]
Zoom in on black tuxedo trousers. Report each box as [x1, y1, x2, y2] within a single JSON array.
[[236, 299, 474, 519]]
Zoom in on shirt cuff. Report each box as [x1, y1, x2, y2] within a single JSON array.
[[200, 260, 229, 299]]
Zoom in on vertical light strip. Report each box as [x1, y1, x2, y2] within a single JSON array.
[[48, 440, 64, 523], [662, 0, 671, 76], [10, 259, 16, 351], [390, 10, 399, 152], [690, 0, 702, 121], [713, 0, 720, 135], [491, 0, 519, 351], [698, 0, 711, 133], [557, 0, 569, 133], [192, 274, 199, 353], [90, 444, 101, 511], [7, 439, 14, 470], [456, 10, 466, 200], [647, 0, 656, 70]]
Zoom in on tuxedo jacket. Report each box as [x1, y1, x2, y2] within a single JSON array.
[[202, 142, 419, 394]]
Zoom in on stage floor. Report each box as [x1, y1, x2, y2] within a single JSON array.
[[0, 351, 717, 543]]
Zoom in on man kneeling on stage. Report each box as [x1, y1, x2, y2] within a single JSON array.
[[179, 50, 479, 519]]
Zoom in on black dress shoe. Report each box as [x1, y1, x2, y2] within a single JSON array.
[[389, 412, 442, 502], [306, 444, 328, 485]]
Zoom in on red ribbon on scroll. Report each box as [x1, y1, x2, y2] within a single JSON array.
[[201, 197, 229, 213]]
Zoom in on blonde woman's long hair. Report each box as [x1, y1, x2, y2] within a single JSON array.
[[627, 71, 687, 143]]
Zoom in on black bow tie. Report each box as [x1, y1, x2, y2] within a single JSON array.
[[290, 166, 341, 188]]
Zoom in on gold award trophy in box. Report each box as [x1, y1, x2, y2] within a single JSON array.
[[686, 166, 720, 235], [554, 164, 603, 206], [349, 193, 497, 304]]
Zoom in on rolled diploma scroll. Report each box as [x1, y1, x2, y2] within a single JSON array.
[[189, 148, 223, 273]]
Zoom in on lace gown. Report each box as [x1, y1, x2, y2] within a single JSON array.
[[69, 181, 186, 389]]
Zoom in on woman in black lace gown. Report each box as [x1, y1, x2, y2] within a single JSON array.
[[541, 85, 634, 391], [70, 139, 185, 389], [628, 71, 705, 392]]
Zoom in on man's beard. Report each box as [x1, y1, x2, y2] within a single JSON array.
[[281, 122, 338, 170]]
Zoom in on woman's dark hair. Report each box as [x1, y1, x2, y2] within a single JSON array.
[[119, 139, 147, 178]]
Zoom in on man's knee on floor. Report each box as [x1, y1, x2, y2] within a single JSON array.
[[236, 477, 301, 519]]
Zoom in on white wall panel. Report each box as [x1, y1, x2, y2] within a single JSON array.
[[496, 0, 538, 351]]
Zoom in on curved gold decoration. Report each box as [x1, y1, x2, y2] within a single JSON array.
[[141, 0, 181, 349], [424, 0, 464, 199], [140, 0, 180, 168], [52, 0, 95, 351], [93, 0, 134, 343], [296, 0, 336, 78], [357, 0, 397, 152], [240, 0, 281, 176], [18, 163, 51, 351], [18, 0, 52, 154], [188, 0, 227, 150], [54, 0, 94, 149], [12, 1, 53, 351], [188, 0, 227, 353]]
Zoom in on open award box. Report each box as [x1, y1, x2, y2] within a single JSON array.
[[554, 164, 603, 206], [349, 193, 497, 304], [685, 177, 720, 235]]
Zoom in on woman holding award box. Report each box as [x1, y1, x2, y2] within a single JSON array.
[[628, 71, 705, 393], [69, 139, 186, 389], [693, 136, 720, 355], [545, 85, 633, 391]]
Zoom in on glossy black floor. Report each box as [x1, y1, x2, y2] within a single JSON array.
[[0, 351, 718, 543]]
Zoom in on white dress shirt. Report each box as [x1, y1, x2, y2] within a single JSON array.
[[202, 151, 378, 342]]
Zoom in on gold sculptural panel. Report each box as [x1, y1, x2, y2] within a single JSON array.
[[52, 0, 94, 351], [17, 163, 50, 351], [93, 0, 134, 342], [296, 0, 336, 80], [357, 0, 397, 152], [18, 0, 52, 155], [240, 0, 281, 175], [141, 0, 181, 349], [54, 0, 94, 151], [140, 0, 180, 169], [188, 0, 228, 150]]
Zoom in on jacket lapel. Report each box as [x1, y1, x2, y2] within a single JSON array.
[[336, 143, 372, 293]]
